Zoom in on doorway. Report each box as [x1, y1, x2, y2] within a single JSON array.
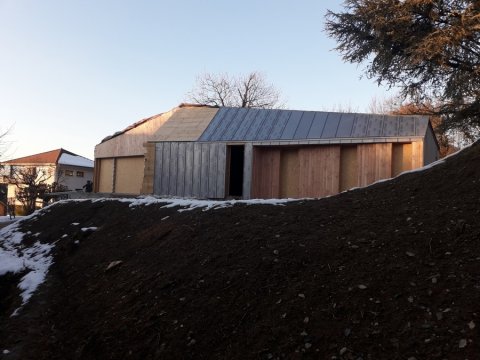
[[227, 145, 244, 197]]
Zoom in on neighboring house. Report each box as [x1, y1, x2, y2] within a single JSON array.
[[95, 104, 439, 199], [0, 148, 94, 212]]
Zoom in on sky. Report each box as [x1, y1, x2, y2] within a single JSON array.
[[0, 0, 395, 161]]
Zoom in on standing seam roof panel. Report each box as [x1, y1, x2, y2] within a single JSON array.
[[307, 112, 329, 138], [255, 110, 281, 140], [245, 110, 270, 140], [321, 113, 341, 138], [230, 108, 259, 140], [335, 113, 356, 137], [198, 107, 231, 141], [219, 108, 249, 141], [268, 111, 292, 140], [197, 107, 430, 141], [280, 111, 303, 139]]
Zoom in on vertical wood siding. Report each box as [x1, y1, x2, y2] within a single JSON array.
[[115, 157, 144, 194], [98, 158, 114, 193], [251, 147, 281, 198], [153, 142, 226, 199], [391, 143, 412, 177], [412, 141, 424, 169], [298, 146, 340, 198], [357, 143, 392, 187], [340, 145, 358, 192], [279, 149, 299, 198]]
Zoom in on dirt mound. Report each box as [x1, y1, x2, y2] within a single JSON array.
[[1, 143, 480, 359]]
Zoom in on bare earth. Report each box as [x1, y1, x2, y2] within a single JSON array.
[[1, 142, 480, 359]]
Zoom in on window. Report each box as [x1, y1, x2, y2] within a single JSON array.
[[65, 170, 74, 176], [76, 171, 84, 177]]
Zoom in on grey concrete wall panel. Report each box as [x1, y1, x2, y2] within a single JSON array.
[[177, 143, 186, 196], [335, 113, 355, 138], [168, 142, 179, 195], [308, 112, 328, 138], [415, 117, 428, 137], [153, 142, 226, 199], [366, 115, 384, 137], [208, 145, 218, 197], [321, 112, 341, 138], [216, 144, 226, 198], [268, 110, 292, 139], [424, 126, 440, 165], [245, 109, 269, 140], [200, 144, 210, 197], [383, 116, 400, 137], [398, 117, 415, 136], [161, 143, 171, 195], [280, 111, 303, 139], [193, 143, 202, 196], [243, 142, 253, 199], [184, 142, 194, 197], [255, 110, 280, 140], [293, 111, 315, 139], [351, 114, 369, 137]]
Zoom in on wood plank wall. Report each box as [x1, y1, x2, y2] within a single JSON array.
[[340, 146, 358, 192], [251, 142, 424, 199], [251, 147, 281, 198], [252, 145, 340, 198], [154, 142, 226, 199], [98, 158, 114, 193], [298, 146, 340, 198], [357, 143, 392, 187], [392, 143, 412, 177], [279, 148, 299, 198], [115, 157, 145, 194]]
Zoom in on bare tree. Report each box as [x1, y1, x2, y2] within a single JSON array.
[[0, 125, 13, 162], [187, 71, 284, 109], [8, 166, 54, 215]]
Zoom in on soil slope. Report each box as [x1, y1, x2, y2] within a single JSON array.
[[1, 142, 480, 360]]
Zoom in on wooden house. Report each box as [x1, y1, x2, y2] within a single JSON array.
[[95, 105, 439, 199]]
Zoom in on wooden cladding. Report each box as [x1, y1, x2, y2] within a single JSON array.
[[357, 143, 392, 187], [251, 142, 422, 199], [252, 145, 340, 198]]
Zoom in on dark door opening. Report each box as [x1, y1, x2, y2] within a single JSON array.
[[228, 145, 244, 197]]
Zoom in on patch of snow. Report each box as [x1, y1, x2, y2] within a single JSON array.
[[58, 153, 93, 168], [61, 234, 68, 238], [118, 196, 297, 212], [71, 222, 80, 226], [0, 207, 56, 316], [81, 227, 98, 232]]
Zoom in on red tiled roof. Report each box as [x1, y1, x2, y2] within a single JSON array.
[[3, 148, 77, 165]]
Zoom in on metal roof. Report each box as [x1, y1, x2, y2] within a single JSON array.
[[198, 107, 429, 142]]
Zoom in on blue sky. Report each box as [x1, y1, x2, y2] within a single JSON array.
[[0, 0, 394, 160]]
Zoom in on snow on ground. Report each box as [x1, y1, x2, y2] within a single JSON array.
[[0, 211, 54, 316], [114, 196, 298, 212]]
